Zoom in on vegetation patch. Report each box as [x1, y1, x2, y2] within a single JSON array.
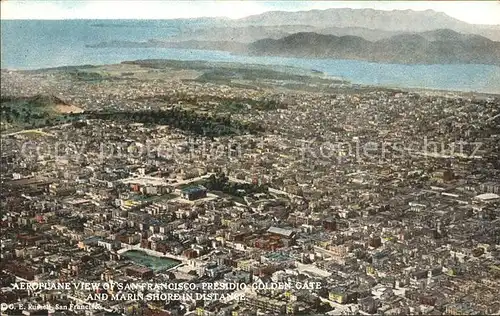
[[76, 107, 263, 136], [1, 95, 82, 132]]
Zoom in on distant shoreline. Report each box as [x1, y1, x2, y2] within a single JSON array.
[[85, 39, 500, 67], [2, 59, 499, 97]]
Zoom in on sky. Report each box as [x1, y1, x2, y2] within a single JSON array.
[[1, 1, 499, 25]]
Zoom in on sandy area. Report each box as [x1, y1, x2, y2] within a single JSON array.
[[54, 103, 84, 113]]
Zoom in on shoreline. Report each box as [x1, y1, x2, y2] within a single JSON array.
[[2, 59, 499, 97]]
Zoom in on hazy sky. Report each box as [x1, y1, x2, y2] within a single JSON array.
[[1, 1, 499, 25]]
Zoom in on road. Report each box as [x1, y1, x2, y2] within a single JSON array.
[[1, 129, 55, 137]]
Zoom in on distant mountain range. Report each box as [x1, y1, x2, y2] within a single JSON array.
[[89, 29, 500, 66], [163, 8, 500, 42], [230, 8, 500, 41], [88, 8, 500, 65], [168, 25, 406, 43], [248, 30, 500, 65]]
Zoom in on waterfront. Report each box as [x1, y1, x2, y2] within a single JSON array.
[[2, 20, 499, 93]]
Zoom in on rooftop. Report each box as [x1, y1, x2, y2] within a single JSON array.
[[475, 193, 500, 201], [181, 185, 207, 194]]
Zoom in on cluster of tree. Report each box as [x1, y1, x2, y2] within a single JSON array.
[[197, 67, 337, 84], [0, 96, 20, 103], [123, 59, 211, 70], [219, 99, 283, 112], [1, 95, 77, 130], [1, 94, 266, 136], [135, 93, 286, 112], [204, 173, 268, 197], [0, 104, 52, 125], [1, 105, 22, 123], [69, 70, 104, 82], [78, 107, 263, 136]]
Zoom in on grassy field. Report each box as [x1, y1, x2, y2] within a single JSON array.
[[73, 63, 201, 81]]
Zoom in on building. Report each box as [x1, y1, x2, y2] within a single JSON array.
[[433, 169, 455, 183], [125, 265, 154, 279], [322, 218, 337, 231], [181, 186, 207, 200], [267, 227, 296, 239], [474, 193, 500, 203], [359, 296, 378, 314], [244, 294, 287, 314], [445, 303, 481, 315]]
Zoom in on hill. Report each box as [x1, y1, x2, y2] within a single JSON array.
[[234, 8, 500, 41], [168, 25, 318, 43], [88, 28, 500, 66], [165, 8, 500, 43], [0, 94, 83, 132], [248, 29, 500, 65]]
